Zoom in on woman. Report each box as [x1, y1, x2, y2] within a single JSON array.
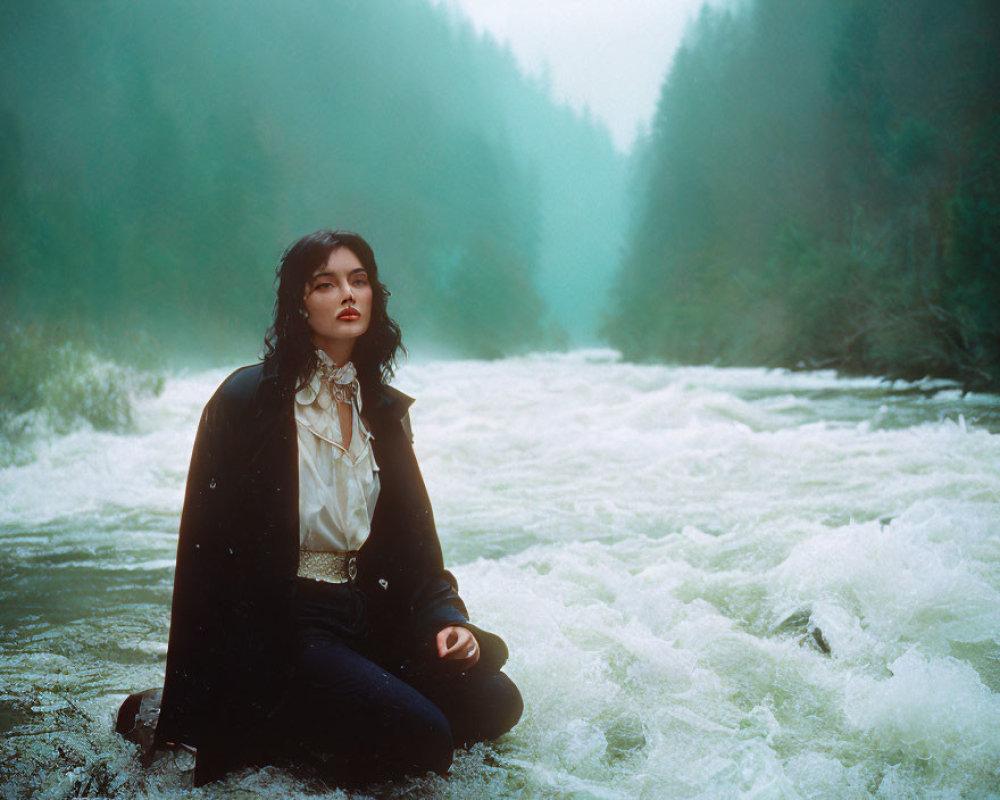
[[147, 230, 522, 785]]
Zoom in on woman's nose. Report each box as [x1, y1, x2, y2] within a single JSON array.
[[341, 280, 354, 303]]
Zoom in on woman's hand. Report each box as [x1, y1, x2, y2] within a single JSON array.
[[436, 625, 480, 672]]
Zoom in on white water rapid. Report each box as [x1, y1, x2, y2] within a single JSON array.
[[2, 351, 999, 798]]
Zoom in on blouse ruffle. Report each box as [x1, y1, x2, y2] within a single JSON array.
[[295, 351, 380, 552]]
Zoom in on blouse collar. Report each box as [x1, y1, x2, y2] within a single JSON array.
[[295, 350, 360, 412]]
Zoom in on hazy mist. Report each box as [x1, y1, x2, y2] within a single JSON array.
[[608, 0, 999, 388], [0, 0, 626, 362]]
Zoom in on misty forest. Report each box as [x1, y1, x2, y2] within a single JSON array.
[[0, 0, 626, 441], [2, 0, 999, 440], [3, 2, 1000, 799], [610, 0, 1000, 389]]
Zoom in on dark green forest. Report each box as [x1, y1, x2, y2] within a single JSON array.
[[609, 0, 1000, 389], [2, 0, 998, 443], [0, 0, 624, 366]]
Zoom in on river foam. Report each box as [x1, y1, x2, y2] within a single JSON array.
[[1, 351, 998, 798]]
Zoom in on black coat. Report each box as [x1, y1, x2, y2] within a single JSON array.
[[154, 358, 507, 757]]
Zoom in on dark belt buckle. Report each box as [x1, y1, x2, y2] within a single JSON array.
[[347, 555, 358, 581]]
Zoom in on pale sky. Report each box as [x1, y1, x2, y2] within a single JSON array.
[[432, 0, 717, 152]]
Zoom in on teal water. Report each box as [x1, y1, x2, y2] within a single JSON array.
[[2, 351, 999, 798]]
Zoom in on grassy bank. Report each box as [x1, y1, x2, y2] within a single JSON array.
[[0, 319, 165, 464]]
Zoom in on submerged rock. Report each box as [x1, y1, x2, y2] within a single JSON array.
[[115, 687, 164, 766], [774, 608, 831, 656], [600, 711, 647, 763], [810, 626, 831, 655]]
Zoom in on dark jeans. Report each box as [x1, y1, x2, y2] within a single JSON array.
[[273, 577, 522, 781]]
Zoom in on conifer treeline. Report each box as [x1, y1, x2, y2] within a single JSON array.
[[609, 0, 1000, 388], [0, 0, 623, 361]]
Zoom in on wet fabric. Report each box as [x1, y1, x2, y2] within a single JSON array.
[[271, 577, 523, 781]]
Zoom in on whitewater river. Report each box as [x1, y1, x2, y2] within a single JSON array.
[[2, 351, 999, 799]]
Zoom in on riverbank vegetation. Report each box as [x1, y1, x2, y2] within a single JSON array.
[[607, 0, 999, 390], [0, 318, 164, 464]]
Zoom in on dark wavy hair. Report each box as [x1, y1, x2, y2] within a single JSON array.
[[262, 229, 404, 394]]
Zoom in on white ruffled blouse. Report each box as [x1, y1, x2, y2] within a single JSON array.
[[295, 351, 380, 552]]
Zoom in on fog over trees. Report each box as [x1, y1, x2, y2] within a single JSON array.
[[0, 0, 625, 363], [1, 0, 996, 393], [608, 0, 999, 389]]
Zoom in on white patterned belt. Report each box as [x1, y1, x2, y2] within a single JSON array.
[[297, 549, 359, 584]]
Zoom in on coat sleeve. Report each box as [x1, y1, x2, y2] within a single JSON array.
[[155, 388, 235, 747], [155, 365, 297, 784], [408, 569, 510, 675], [390, 407, 509, 675]]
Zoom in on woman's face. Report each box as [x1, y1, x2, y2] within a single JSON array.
[[302, 246, 373, 362]]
